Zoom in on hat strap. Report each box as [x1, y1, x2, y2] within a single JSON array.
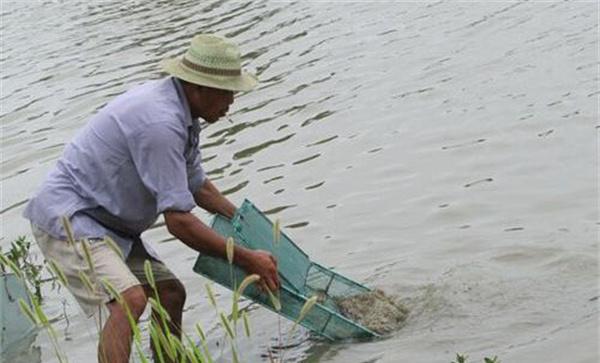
[[182, 57, 241, 77]]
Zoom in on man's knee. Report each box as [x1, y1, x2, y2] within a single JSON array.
[[158, 279, 186, 309], [111, 285, 148, 320]]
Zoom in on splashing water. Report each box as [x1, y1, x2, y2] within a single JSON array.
[[336, 289, 409, 335]]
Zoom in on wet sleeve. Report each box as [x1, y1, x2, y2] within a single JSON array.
[[128, 123, 196, 214]]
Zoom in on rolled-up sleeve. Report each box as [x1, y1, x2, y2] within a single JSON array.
[[128, 123, 196, 214]]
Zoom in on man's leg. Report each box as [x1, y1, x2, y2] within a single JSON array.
[[143, 279, 187, 363], [99, 285, 148, 363], [30, 225, 146, 363]]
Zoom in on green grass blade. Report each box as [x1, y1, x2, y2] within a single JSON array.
[[18, 298, 38, 325], [219, 312, 235, 339], [242, 310, 251, 338]]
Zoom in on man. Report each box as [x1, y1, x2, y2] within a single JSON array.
[[23, 34, 279, 363]]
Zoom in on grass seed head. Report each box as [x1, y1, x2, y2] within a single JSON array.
[[226, 237, 235, 265], [60, 215, 75, 246], [205, 282, 217, 308], [81, 238, 95, 273], [144, 259, 156, 290], [267, 288, 281, 311], [103, 236, 124, 260], [297, 295, 319, 323], [273, 219, 281, 245], [242, 310, 251, 337]]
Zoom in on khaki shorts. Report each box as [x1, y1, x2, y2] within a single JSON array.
[[32, 224, 178, 317]]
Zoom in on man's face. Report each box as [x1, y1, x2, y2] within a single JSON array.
[[188, 85, 235, 123]]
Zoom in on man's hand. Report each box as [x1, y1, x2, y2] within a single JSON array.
[[241, 249, 279, 292], [188, 179, 281, 289]]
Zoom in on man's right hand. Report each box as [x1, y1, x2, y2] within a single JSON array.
[[240, 249, 280, 292]]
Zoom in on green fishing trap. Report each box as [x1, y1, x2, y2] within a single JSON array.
[[193, 199, 380, 340]]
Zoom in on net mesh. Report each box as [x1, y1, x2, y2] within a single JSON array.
[[193, 199, 379, 340]]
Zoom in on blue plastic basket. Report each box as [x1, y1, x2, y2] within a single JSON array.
[[0, 273, 37, 355], [193, 199, 379, 340]]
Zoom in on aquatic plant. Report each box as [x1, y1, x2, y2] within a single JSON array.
[[0, 236, 45, 302]]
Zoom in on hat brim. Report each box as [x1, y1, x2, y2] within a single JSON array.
[[161, 58, 258, 92]]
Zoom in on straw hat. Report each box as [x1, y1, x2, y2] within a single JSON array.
[[161, 34, 258, 92]]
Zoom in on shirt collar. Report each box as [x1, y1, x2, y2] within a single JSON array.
[[171, 77, 195, 128]]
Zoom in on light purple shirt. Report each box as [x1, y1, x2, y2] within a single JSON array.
[[23, 77, 206, 258]]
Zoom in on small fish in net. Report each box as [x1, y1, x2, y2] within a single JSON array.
[[336, 289, 409, 335]]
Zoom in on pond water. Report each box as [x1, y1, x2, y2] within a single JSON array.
[[1, 1, 598, 362]]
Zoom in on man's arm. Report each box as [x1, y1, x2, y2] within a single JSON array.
[[193, 179, 236, 219], [164, 210, 280, 291]]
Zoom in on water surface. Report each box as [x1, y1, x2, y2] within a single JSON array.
[[1, 1, 598, 362]]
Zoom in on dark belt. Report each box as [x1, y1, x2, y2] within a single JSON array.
[[80, 207, 143, 243]]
